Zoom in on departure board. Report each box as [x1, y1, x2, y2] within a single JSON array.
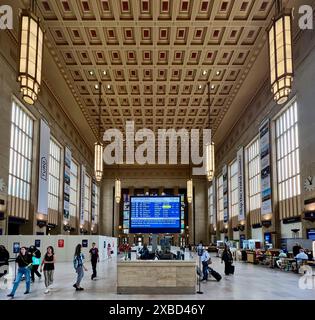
[[129, 196, 181, 234]]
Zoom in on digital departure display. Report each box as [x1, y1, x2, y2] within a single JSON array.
[[129, 196, 181, 234]]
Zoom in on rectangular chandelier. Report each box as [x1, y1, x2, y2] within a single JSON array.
[[94, 142, 103, 182], [115, 179, 121, 204], [18, 10, 43, 105], [187, 179, 193, 204], [268, 10, 293, 105], [206, 142, 215, 182]]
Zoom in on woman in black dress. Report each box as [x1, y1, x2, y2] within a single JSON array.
[[221, 244, 233, 276]]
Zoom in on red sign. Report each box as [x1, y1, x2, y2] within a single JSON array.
[[58, 239, 64, 248]]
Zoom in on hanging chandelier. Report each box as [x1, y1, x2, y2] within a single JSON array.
[[115, 178, 121, 204], [206, 82, 215, 182], [268, 0, 293, 105], [18, 1, 43, 105], [206, 142, 215, 182], [94, 82, 103, 182], [187, 179, 193, 204]]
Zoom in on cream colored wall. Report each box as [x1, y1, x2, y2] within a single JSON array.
[[214, 28, 315, 244], [0, 28, 94, 235], [100, 166, 209, 244]]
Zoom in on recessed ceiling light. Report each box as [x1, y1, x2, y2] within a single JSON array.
[[107, 84, 111, 89], [89, 70, 94, 76], [216, 71, 221, 76], [198, 85, 202, 90], [202, 70, 207, 76], [103, 70, 107, 75], [211, 85, 215, 90], [95, 84, 99, 90]]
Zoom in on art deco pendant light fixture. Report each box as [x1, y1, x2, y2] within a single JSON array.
[[187, 179, 193, 204], [18, 0, 43, 105], [268, 0, 293, 105], [115, 178, 121, 204], [206, 82, 215, 182], [94, 82, 103, 182], [187, 144, 193, 204]]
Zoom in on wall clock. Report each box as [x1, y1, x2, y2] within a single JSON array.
[[304, 176, 315, 192]]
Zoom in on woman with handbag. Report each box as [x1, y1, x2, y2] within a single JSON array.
[[40, 246, 55, 294], [7, 247, 32, 298], [73, 244, 88, 291], [29, 245, 42, 283]]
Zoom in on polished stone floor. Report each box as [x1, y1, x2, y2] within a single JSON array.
[[1, 256, 314, 300]]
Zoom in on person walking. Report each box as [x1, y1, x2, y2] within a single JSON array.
[[29, 245, 42, 283], [7, 247, 32, 298], [201, 248, 212, 281], [107, 243, 112, 259], [293, 243, 301, 257], [40, 246, 55, 294], [0, 245, 10, 279], [89, 242, 99, 280], [221, 244, 234, 276], [73, 244, 87, 291]]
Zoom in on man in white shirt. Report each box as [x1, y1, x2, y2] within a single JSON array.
[[201, 248, 212, 281], [296, 249, 309, 261]]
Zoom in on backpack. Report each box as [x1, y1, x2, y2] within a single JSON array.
[[73, 256, 79, 269]]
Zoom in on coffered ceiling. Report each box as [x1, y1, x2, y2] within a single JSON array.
[[34, 0, 276, 146]]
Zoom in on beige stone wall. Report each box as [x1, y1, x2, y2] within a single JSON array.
[[0, 28, 94, 235], [214, 29, 315, 245], [100, 166, 209, 244]]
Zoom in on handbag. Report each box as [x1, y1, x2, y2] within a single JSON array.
[[32, 256, 41, 266]]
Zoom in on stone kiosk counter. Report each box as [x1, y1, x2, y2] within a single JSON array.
[[117, 260, 197, 294]]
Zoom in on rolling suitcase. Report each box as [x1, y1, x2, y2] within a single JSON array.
[[208, 267, 222, 282], [230, 264, 235, 275]]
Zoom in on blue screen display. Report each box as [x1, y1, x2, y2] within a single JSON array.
[[307, 229, 315, 241], [130, 196, 181, 234], [264, 232, 271, 243]]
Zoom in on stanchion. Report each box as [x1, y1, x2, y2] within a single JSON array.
[[196, 244, 204, 294], [196, 254, 203, 294]]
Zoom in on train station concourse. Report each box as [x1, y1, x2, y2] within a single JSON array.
[[0, 0, 315, 307]]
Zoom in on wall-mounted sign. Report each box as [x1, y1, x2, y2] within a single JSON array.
[[35, 239, 41, 248], [13, 242, 20, 254], [58, 239, 64, 248], [259, 120, 272, 216], [237, 147, 245, 222], [80, 165, 86, 226], [63, 147, 72, 221], [82, 239, 88, 248], [223, 165, 229, 223], [212, 176, 217, 225], [0, 178, 6, 192], [91, 180, 96, 223], [37, 120, 50, 216]]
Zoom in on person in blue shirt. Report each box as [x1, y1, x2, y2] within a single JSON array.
[[201, 248, 211, 281], [295, 249, 309, 261]]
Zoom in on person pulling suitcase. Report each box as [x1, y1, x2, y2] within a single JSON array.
[[201, 248, 212, 281]]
